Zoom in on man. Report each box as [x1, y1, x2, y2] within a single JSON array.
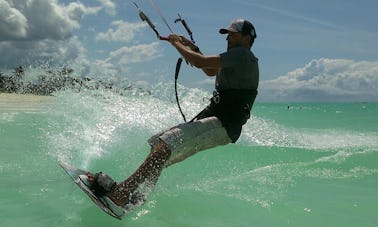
[[87, 18, 259, 214]]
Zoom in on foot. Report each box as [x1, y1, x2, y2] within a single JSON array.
[[85, 140, 171, 207], [85, 172, 128, 207]]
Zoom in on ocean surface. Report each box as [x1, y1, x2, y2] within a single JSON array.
[[0, 85, 377, 226]]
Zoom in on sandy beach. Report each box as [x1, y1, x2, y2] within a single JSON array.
[[0, 93, 54, 113]]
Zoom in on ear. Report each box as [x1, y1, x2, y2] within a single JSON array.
[[242, 35, 251, 46]]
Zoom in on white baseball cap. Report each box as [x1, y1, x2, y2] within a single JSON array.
[[219, 19, 256, 38]]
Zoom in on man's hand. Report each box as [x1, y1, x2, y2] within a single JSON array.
[[168, 34, 220, 76], [178, 35, 197, 50], [169, 34, 198, 51], [168, 34, 182, 46]]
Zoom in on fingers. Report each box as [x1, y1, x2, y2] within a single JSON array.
[[168, 34, 181, 43], [168, 34, 192, 46], [168, 34, 197, 54], [178, 35, 189, 44]]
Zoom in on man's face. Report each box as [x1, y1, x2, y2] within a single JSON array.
[[226, 32, 243, 50]]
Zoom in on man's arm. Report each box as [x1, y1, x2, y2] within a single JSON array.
[[169, 34, 221, 77]]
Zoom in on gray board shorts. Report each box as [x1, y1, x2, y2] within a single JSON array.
[[148, 116, 232, 166]]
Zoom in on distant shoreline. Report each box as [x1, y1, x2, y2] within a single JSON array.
[[0, 92, 54, 113], [0, 92, 54, 102], [1, 65, 138, 97]]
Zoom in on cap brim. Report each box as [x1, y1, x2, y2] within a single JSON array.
[[219, 28, 238, 34]]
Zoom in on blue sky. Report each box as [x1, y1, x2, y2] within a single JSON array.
[[1, 0, 378, 101]]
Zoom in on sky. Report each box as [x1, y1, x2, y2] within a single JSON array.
[[1, 0, 378, 102]]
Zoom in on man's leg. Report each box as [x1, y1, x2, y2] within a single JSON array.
[[105, 116, 230, 207], [107, 140, 171, 207]]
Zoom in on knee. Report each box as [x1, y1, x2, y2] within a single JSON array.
[[151, 139, 171, 156]]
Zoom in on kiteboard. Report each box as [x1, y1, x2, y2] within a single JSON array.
[[60, 162, 126, 220]]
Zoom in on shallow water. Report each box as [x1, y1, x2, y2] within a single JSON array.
[[0, 89, 377, 226]]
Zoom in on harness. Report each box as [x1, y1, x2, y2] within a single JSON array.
[[210, 89, 258, 125]]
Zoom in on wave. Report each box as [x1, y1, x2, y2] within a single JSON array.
[[2, 66, 377, 225], [241, 117, 378, 150], [9, 63, 369, 184], [40, 78, 378, 166]]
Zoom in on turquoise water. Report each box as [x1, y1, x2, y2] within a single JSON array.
[[0, 87, 377, 226]]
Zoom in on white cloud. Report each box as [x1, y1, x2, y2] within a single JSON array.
[[0, 36, 88, 67], [91, 59, 119, 77], [0, 0, 28, 40], [96, 21, 147, 42], [106, 42, 161, 65], [90, 42, 162, 76], [0, 0, 99, 41], [259, 58, 378, 102], [97, 0, 116, 15], [0, 0, 102, 69]]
